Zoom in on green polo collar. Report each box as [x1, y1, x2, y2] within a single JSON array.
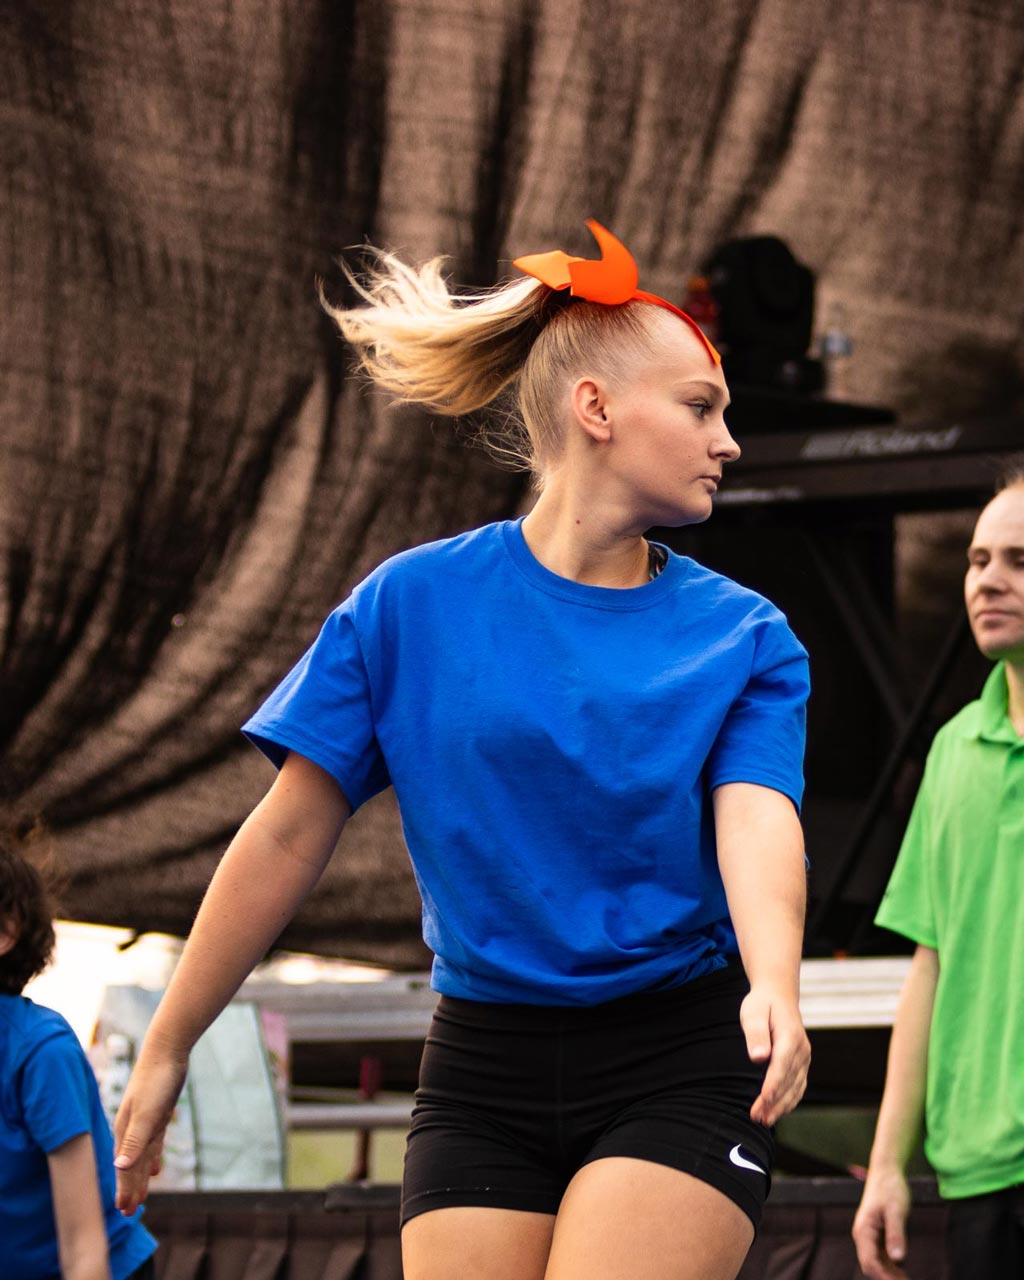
[[971, 662, 1017, 744]]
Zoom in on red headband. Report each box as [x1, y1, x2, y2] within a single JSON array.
[[513, 220, 721, 367]]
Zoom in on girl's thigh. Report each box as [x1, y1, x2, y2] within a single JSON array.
[[401, 1205, 557, 1280], [544, 1157, 754, 1280]]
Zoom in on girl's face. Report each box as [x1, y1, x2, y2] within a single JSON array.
[[599, 316, 740, 528]]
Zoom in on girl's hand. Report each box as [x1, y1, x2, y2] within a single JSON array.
[[740, 986, 810, 1127], [113, 1049, 189, 1214]]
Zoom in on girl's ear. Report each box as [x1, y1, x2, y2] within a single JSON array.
[[570, 376, 612, 444]]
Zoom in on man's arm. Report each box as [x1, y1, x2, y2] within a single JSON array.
[[852, 943, 938, 1279], [49, 1131, 112, 1280], [714, 781, 811, 1126], [114, 751, 351, 1213]]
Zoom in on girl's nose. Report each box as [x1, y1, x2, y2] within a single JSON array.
[[716, 425, 741, 463]]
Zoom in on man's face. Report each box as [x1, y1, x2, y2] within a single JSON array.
[[964, 486, 1024, 662]]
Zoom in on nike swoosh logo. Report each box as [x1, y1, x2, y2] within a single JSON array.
[[729, 1144, 766, 1176]]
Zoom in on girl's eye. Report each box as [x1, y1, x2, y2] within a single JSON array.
[[690, 401, 712, 420]]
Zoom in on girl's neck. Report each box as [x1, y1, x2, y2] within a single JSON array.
[[520, 489, 650, 589]]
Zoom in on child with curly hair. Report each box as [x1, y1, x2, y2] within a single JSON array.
[[0, 840, 157, 1280]]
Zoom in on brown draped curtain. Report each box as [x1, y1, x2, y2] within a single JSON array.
[[3, 0, 1024, 961]]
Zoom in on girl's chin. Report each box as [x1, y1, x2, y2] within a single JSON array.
[[651, 502, 714, 530]]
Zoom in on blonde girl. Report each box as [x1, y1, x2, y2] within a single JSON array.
[[114, 223, 811, 1280]]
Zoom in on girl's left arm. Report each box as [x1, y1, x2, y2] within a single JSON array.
[[713, 780, 810, 1127]]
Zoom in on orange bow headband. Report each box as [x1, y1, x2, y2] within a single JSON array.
[[513, 220, 721, 367]]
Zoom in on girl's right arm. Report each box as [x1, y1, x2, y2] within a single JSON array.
[[113, 751, 351, 1213]]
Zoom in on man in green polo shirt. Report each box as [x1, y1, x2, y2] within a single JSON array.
[[852, 475, 1024, 1279]]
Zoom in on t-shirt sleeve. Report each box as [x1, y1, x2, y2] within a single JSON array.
[[242, 599, 392, 811], [874, 758, 937, 947], [705, 612, 809, 811], [20, 1032, 96, 1154]]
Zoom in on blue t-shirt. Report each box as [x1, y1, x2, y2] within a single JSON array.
[[244, 519, 809, 1005], [0, 995, 156, 1280]]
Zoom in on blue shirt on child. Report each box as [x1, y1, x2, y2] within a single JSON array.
[[244, 519, 809, 1005], [0, 994, 156, 1280]]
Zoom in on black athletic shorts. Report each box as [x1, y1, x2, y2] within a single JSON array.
[[402, 962, 775, 1232]]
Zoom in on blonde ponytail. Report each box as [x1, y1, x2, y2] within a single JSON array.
[[322, 247, 666, 482], [321, 251, 546, 416]]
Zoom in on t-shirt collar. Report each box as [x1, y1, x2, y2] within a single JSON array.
[[502, 518, 684, 610]]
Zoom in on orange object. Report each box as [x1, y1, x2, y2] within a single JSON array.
[[513, 220, 721, 366]]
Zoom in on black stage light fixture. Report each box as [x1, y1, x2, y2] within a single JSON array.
[[704, 236, 821, 392]]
